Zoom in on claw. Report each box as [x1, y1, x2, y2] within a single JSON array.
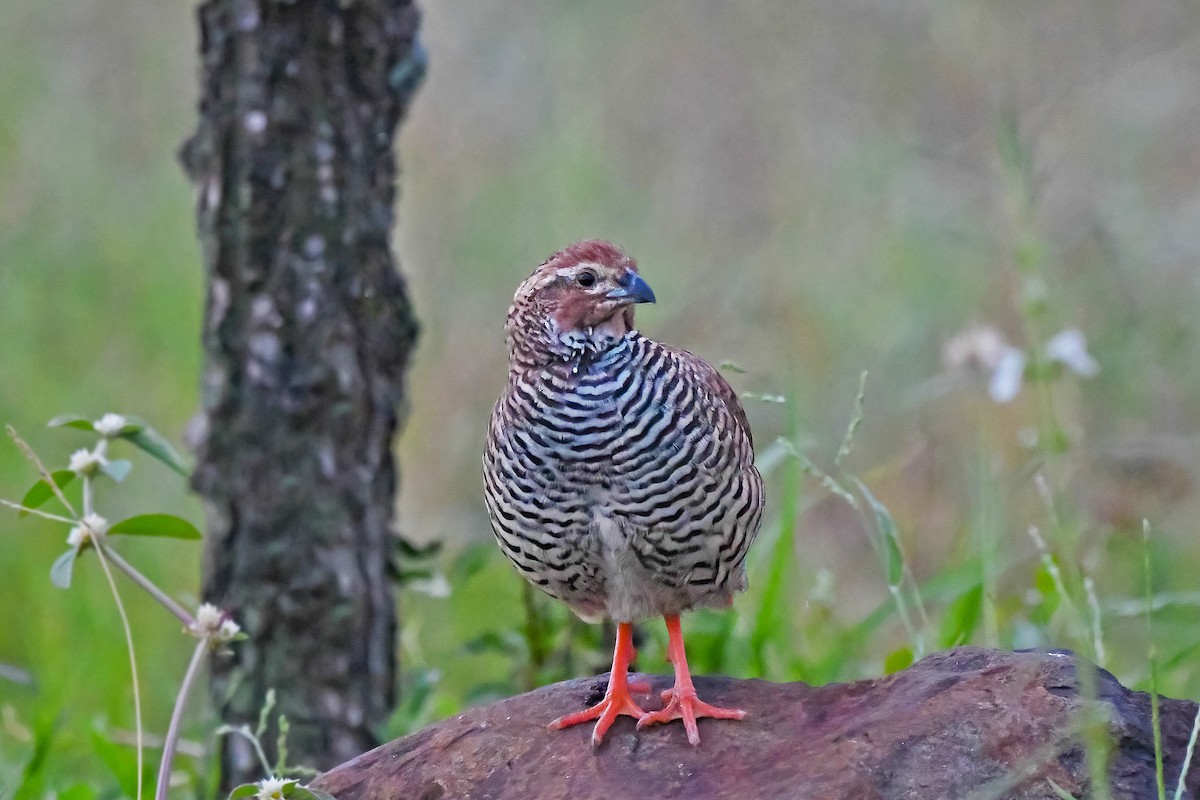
[[550, 686, 650, 747], [637, 614, 747, 745], [549, 622, 649, 746], [637, 687, 746, 746]]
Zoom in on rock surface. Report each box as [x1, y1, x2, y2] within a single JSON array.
[[313, 647, 1199, 800]]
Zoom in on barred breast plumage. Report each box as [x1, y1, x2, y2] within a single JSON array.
[[484, 332, 763, 623], [482, 240, 764, 747]]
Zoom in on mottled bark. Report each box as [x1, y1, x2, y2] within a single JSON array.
[[180, 0, 423, 785], [314, 647, 1200, 800]]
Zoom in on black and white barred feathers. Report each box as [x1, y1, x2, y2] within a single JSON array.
[[483, 241, 764, 624]]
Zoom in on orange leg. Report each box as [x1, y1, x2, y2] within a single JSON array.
[[549, 621, 650, 746], [636, 614, 746, 746]]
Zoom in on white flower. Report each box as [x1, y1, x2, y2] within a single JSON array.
[[942, 324, 1010, 373], [68, 448, 107, 476], [67, 513, 109, 548], [192, 602, 241, 645], [255, 777, 291, 800], [1045, 328, 1099, 378], [988, 347, 1027, 404], [195, 602, 223, 630], [218, 619, 242, 642], [93, 413, 128, 438]]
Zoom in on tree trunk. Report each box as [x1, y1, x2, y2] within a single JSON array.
[[180, 0, 424, 785]]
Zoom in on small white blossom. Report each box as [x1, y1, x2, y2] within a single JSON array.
[[218, 619, 242, 642], [195, 602, 223, 630], [942, 324, 1010, 373], [93, 413, 128, 437], [67, 513, 109, 548], [192, 602, 241, 645], [68, 448, 107, 476], [1045, 328, 1100, 378], [255, 777, 291, 800], [988, 347, 1027, 404]]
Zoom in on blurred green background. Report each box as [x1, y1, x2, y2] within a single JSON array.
[[3, 0, 1200, 793]]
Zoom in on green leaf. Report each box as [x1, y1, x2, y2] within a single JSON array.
[[56, 784, 99, 800], [395, 536, 442, 560], [228, 784, 261, 799], [1031, 560, 1062, 625], [461, 630, 526, 657], [939, 584, 983, 648], [852, 477, 905, 587], [884, 646, 913, 674], [291, 787, 336, 800], [118, 416, 190, 476], [100, 459, 133, 483], [13, 709, 58, 800], [47, 414, 95, 432], [90, 727, 149, 799], [109, 513, 202, 540], [451, 542, 495, 583], [50, 549, 78, 589], [18, 470, 76, 517]]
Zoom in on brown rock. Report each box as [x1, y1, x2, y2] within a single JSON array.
[[313, 647, 1199, 800]]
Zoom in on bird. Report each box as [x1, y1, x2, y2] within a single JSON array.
[[483, 240, 764, 747]]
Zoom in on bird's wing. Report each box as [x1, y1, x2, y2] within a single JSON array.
[[667, 345, 755, 451]]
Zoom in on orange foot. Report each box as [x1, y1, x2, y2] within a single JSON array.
[[637, 685, 746, 746], [549, 622, 650, 746], [634, 614, 747, 746]]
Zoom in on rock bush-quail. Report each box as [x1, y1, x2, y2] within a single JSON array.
[[483, 241, 764, 746]]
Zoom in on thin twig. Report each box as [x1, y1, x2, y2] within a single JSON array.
[[1144, 520, 1166, 800], [0, 498, 76, 524], [6, 424, 76, 516], [156, 640, 207, 800], [888, 584, 923, 658], [94, 540, 144, 800], [1174, 703, 1200, 800], [834, 370, 868, 468], [1027, 525, 1083, 632], [1084, 575, 1106, 668], [103, 547, 195, 628], [217, 724, 274, 777], [904, 563, 933, 635]]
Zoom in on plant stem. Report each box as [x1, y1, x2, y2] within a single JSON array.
[[1084, 576, 1106, 668], [157, 640, 207, 800], [103, 546, 195, 628], [219, 724, 274, 777], [0, 498, 76, 524], [1143, 520, 1166, 800], [83, 473, 95, 518], [6, 424, 76, 517], [1174, 704, 1200, 800], [94, 539, 144, 800]]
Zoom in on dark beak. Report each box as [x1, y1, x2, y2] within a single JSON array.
[[607, 271, 656, 304]]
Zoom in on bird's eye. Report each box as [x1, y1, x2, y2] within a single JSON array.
[[576, 269, 597, 288]]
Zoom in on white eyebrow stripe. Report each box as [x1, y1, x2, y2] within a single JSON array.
[[555, 262, 603, 277]]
